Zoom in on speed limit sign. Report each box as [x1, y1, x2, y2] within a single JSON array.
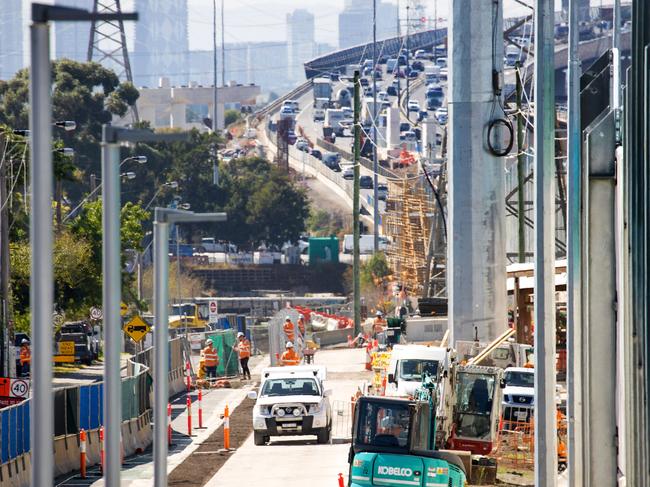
[[10, 379, 29, 398]]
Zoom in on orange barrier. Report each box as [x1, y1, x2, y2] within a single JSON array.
[[224, 405, 231, 449], [338, 473, 345, 487], [187, 396, 193, 436], [167, 403, 172, 445], [79, 429, 87, 478], [99, 426, 104, 473], [198, 389, 204, 429]]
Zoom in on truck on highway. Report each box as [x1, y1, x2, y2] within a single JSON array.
[[313, 97, 329, 122], [313, 77, 333, 105], [248, 365, 332, 445], [325, 108, 352, 136], [348, 378, 467, 487], [425, 65, 441, 84]]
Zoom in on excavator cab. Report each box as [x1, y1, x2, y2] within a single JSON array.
[[349, 396, 466, 487], [447, 365, 504, 455]]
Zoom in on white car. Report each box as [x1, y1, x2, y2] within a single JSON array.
[[407, 100, 420, 112], [249, 366, 332, 445], [435, 107, 448, 125], [501, 367, 534, 423]]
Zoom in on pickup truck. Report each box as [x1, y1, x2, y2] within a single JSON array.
[[196, 238, 237, 253], [248, 366, 332, 445], [55, 321, 100, 365]]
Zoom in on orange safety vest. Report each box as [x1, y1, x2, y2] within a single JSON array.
[[202, 346, 219, 367], [19, 346, 30, 365], [280, 349, 300, 366], [298, 318, 305, 335], [284, 321, 296, 341], [237, 339, 251, 359]]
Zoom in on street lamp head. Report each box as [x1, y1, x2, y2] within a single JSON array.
[[121, 171, 136, 180], [134, 155, 148, 164], [57, 147, 75, 157], [55, 120, 77, 131], [164, 181, 179, 189]]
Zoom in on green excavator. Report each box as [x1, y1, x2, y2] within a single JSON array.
[[348, 375, 467, 487]]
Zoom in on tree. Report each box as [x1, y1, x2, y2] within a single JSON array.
[[224, 109, 241, 126]]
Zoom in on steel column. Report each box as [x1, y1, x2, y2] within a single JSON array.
[[29, 21, 54, 487], [153, 216, 170, 487], [533, 0, 557, 485], [101, 134, 122, 487]]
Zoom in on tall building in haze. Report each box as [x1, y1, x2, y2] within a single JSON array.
[[133, 0, 189, 87], [54, 0, 90, 63], [0, 0, 24, 79], [286, 9, 315, 83], [338, 0, 398, 49]]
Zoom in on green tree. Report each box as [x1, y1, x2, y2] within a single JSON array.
[[224, 109, 241, 126]]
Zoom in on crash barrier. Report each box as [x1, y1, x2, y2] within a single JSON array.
[[493, 407, 568, 470], [206, 329, 240, 377], [331, 400, 354, 441], [311, 328, 351, 348], [316, 137, 398, 179], [254, 79, 313, 121]]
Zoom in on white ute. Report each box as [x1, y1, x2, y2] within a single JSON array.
[[248, 365, 332, 445]]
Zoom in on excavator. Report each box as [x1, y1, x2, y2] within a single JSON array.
[[348, 375, 467, 487]]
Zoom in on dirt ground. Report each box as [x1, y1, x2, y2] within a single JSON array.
[[168, 397, 256, 486]]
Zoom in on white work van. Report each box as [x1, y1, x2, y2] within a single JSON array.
[[248, 365, 332, 445], [385, 344, 449, 397]]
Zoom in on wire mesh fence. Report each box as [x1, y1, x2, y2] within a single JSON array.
[[331, 399, 354, 441]]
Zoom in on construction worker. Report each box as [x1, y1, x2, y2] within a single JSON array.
[[283, 316, 296, 342], [280, 341, 300, 366], [19, 339, 30, 377], [373, 311, 387, 338], [297, 315, 306, 336], [233, 332, 252, 380], [201, 339, 219, 380]]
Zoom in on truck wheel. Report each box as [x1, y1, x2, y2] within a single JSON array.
[[254, 431, 266, 446], [317, 425, 331, 444]]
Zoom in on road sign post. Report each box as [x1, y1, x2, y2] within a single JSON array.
[[208, 299, 218, 323]]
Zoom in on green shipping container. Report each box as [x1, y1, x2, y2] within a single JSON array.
[[308, 237, 339, 265]]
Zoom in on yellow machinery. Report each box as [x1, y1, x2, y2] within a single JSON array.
[[169, 302, 209, 329]]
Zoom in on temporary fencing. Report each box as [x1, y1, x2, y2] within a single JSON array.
[[0, 337, 188, 486], [331, 400, 354, 441]]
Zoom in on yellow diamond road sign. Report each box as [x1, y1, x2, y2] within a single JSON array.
[[123, 315, 150, 342], [120, 302, 128, 317]]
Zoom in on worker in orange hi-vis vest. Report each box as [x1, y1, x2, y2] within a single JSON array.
[[201, 339, 220, 379], [283, 316, 296, 342], [280, 341, 300, 366], [297, 315, 306, 336], [19, 339, 31, 377], [233, 332, 252, 380], [372, 311, 387, 338]]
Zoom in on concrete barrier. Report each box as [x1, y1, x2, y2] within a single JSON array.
[[312, 327, 352, 347]]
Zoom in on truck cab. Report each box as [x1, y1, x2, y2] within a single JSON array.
[[385, 345, 448, 398], [169, 302, 209, 329], [248, 366, 332, 445], [501, 366, 534, 423], [349, 395, 466, 487]]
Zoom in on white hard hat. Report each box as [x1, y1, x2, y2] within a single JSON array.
[[285, 316, 291, 321], [21, 339, 29, 345], [286, 341, 294, 348], [376, 311, 383, 316], [237, 332, 244, 338], [206, 338, 213, 345]]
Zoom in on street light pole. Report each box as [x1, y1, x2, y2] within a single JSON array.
[[28, 5, 138, 486], [153, 209, 226, 487], [29, 18, 54, 487], [372, 0, 379, 253]]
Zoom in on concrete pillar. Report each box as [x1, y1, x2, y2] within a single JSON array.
[[386, 107, 400, 149], [421, 119, 436, 160], [448, 0, 507, 343]]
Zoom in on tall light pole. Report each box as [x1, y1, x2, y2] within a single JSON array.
[[372, 0, 379, 252], [101, 127, 186, 486], [29, 5, 137, 486], [153, 209, 226, 487], [213, 0, 219, 132], [533, 0, 558, 484]]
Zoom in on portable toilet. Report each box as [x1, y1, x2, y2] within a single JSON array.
[[308, 237, 339, 265]]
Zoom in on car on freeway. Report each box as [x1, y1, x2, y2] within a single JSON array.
[[279, 105, 294, 118], [435, 57, 448, 68], [411, 60, 425, 71], [417, 110, 428, 122], [414, 49, 427, 59], [407, 67, 419, 78], [377, 184, 388, 200], [398, 54, 408, 66], [287, 129, 297, 145], [386, 85, 398, 97], [395, 68, 406, 78], [359, 175, 373, 189], [407, 100, 420, 112], [359, 77, 369, 87], [501, 367, 534, 423], [401, 130, 417, 143], [427, 96, 442, 110], [440, 67, 448, 81], [372, 69, 382, 80], [310, 149, 322, 160], [435, 107, 448, 125], [322, 152, 342, 172], [249, 366, 332, 445], [399, 122, 411, 133], [342, 166, 354, 180], [381, 100, 392, 110], [386, 58, 398, 73], [295, 138, 310, 152], [377, 91, 388, 102]]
